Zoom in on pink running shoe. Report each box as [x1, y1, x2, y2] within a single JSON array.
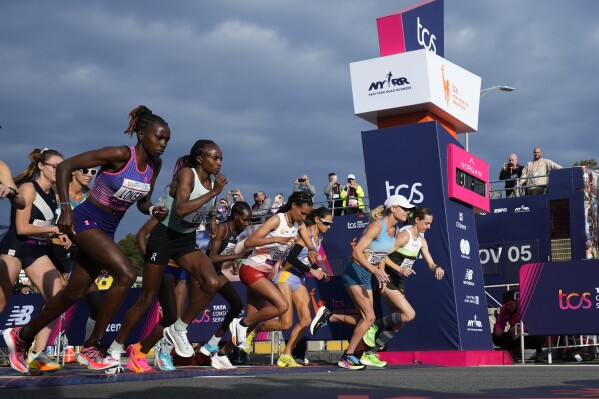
[[3, 327, 31, 374], [77, 343, 120, 371], [126, 343, 153, 372]]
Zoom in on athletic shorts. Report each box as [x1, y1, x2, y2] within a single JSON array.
[[372, 271, 405, 295], [342, 261, 373, 288], [164, 265, 188, 281], [0, 234, 47, 269], [47, 243, 77, 274], [144, 223, 200, 266], [274, 270, 305, 292], [73, 200, 122, 239], [239, 264, 269, 286]]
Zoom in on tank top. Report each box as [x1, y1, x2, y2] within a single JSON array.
[[387, 225, 422, 274], [161, 168, 214, 234], [91, 146, 154, 213], [283, 232, 320, 277], [244, 213, 299, 273], [207, 223, 239, 268], [55, 188, 89, 220], [7, 181, 57, 243], [362, 218, 396, 266]]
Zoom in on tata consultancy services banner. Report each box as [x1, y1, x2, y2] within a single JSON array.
[[520, 260, 599, 335]]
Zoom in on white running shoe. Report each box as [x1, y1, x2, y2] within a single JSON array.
[[229, 318, 248, 350], [163, 325, 194, 357], [211, 353, 237, 369]]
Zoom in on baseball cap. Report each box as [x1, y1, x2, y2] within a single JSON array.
[[347, 174, 356, 180], [384, 195, 415, 209]]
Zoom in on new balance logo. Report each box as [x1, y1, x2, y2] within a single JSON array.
[[5, 305, 35, 326]]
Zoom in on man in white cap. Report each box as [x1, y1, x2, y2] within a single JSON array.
[[341, 174, 364, 215]]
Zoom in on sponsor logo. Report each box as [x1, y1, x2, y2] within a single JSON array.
[[459, 212, 464, 222], [464, 295, 479, 305], [384, 181, 424, 204], [466, 315, 483, 332], [463, 269, 475, 286], [515, 205, 530, 213], [456, 212, 467, 230], [494, 208, 507, 213], [347, 220, 369, 230], [417, 16, 437, 53], [5, 305, 35, 326], [441, 65, 471, 111], [368, 71, 411, 92], [105, 323, 121, 332], [460, 239, 471, 259]]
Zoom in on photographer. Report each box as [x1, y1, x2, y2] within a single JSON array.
[[499, 154, 523, 198], [226, 188, 244, 207], [324, 172, 343, 216], [340, 174, 364, 215], [293, 174, 315, 198]]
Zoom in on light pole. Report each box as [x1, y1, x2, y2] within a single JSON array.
[[465, 85, 515, 152]]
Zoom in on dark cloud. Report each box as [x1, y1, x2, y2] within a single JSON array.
[[1, 0, 598, 239]]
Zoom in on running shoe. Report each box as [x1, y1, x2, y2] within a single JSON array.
[[310, 306, 332, 335], [28, 351, 61, 372], [155, 349, 176, 371], [163, 325, 194, 357], [211, 353, 237, 369], [359, 352, 387, 368], [229, 318, 248, 350], [337, 354, 365, 370], [362, 324, 378, 348], [3, 327, 31, 374], [244, 330, 255, 353], [199, 343, 219, 357], [126, 343, 153, 372], [277, 354, 303, 368], [78, 342, 120, 370]]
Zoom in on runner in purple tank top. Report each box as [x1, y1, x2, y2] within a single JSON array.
[[3, 105, 171, 374]]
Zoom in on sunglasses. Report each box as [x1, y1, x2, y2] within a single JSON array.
[[319, 218, 333, 226], [80, 168, 98, 176]]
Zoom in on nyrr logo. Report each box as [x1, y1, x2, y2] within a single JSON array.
[[515, 205, 530, 213], [466, 314, 483, 332], [559, 289, 592, 310], [368, 71, 410, 92], [417, 16, 437, 53], [5, 305, 35, 326], [384, 181, 424, 204], [460, 239, 471, 259]]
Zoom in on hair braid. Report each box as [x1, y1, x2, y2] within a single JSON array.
[[124, 105, 168, 137]]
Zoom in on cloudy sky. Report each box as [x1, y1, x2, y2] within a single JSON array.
[[1, 0, 598, 240]]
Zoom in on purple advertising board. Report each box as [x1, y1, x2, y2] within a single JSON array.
[[520, 260, 599, 335]]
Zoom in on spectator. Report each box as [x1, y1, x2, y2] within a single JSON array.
[[518, 147, 562, 195], [216, 198, 230, 223], [13, 278, 31, 295], [585, 240, 597, 259], [492, 290, 544, 363], [498, 154, 524, 198], [324, 172, 343, 216], [293, 174, 316, 198], [226, 189, 244, 207], [340, 174, 365, 215], [251, 191, 273, 223], [271, 192, 285, 214]]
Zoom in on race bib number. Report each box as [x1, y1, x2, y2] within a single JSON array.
[[367, 253, 385, 265], [400, 258, 415, 270], [112, 179, 151, 203], [348, 198, 358, 207], [28, 219, 52, 241], [220, 243, 236, 256]]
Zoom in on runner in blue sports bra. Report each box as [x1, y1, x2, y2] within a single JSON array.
[[4, 105, 170, 374], [310, 194, 415, 370]]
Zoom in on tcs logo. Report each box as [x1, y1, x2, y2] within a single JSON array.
[[193, 309, 211, 323], [385, 181, 423, 204], [417, 17, 437, 53], [558, 289, 592, 310]]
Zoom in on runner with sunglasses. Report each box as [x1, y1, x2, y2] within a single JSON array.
[[252, 206, 332, 367], [1, 148, 72, 374], [3, 106, 170, 374]]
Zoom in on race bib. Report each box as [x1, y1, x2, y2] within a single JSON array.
[[112, 179, 151, 203], [348, 198, 358, 207], [367, 252, 386, 265], [220, 242, 237, 256], [28, 219, 52, 241], [400, 258, 415, 270]]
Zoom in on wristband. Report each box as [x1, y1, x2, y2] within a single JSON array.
[[149, 206, 156, 216]]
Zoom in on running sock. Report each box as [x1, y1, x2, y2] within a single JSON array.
[[174, 318, 189, 331], [84, 317, 96, 342], [109, 341, 123, 354], [239, 318, 248, 327], [161, 341, 173, 355], [217, 350, 227, 357], [373, 312, 404, 330], [373, 312, 404, 351], [208, 335, 220, 347]]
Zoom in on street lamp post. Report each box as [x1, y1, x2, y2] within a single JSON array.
[[465, 85, 515, 152]]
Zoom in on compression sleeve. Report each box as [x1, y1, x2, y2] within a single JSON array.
[[285, 243, 312, 273]]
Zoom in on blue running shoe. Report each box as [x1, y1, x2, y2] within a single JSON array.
[[199, 343, 219, 357]]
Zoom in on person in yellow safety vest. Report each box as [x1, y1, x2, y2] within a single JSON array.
[[340, 174, 365, 215]]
